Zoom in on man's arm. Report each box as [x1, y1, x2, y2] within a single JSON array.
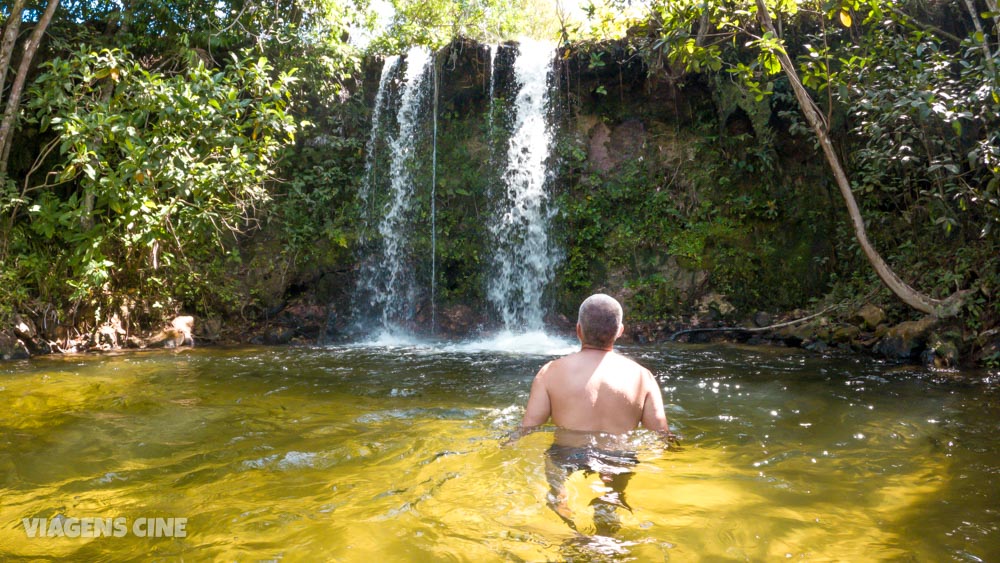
[[639, 369, 669, 433], [520, 362, 552, 429]]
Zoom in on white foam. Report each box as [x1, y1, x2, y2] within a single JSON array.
[[348, 329, 577, 357], [357, 329, 429, 348], [443, 330, 576, 356]]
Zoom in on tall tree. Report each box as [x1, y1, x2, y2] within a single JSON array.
[[0, 0, 59, 177], [638, 0, 987, 317], [752, 0, 969, 316]]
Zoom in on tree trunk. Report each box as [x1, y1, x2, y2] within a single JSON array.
[[0, 0, 27, 102], [696, 9, 711, 47], [0, 0, 60, 177], [754, 0, 964, 317], [983, 0, 1000, 57], [962, 0, 997, 75]]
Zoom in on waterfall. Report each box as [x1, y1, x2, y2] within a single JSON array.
[[487, 40, 557, 332], [486, 44, 498, 140], [358, 47, 433, 333], [359, 55, 401, 224], [430, 57, 438, 335]]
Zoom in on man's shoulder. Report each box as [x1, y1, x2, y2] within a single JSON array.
[[610, 351, 648, 369]]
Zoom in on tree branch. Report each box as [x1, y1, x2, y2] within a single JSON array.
[[0, 0, 27, 102], [0, 0, 61, 176], [754, 0, 962, 317]]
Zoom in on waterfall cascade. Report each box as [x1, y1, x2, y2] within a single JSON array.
[[356, 41, 559, 340], [486, 44, 498, 140], [359, 55, 400, 218], [357, 47, 433, 334], [487, 41, 558, 332]]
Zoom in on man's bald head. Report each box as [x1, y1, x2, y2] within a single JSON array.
[[577, 294, 624, 349]]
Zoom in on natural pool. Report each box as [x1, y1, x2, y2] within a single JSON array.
[[1, 336, 998, 561]]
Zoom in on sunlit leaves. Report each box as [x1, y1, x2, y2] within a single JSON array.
[[23, 47, 298, 301]]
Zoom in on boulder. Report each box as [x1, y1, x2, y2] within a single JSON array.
[[12, 314, 37, 340], [753, 311, 773, 328], [921, 332, 960, 369], [774, 323, 814, 347], [12, 314, 54, 354], [852, 304, 886, 331], [264, 326, 295, 345], [978, 335, 999, 367], [145, 316, 195, 348], [96, 325, 120, 347], [873, 316, 937, 361], [696, 293, 735, 319], [172, 316, 195, 341], [0, 331, 30, 360], [832, 325, 861, 344], [197, 318, 223, 341]]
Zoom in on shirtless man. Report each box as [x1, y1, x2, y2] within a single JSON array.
[[519, 293, 670, 534]]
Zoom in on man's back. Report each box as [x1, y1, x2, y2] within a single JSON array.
[[522, 348, 667, 435], [516, 294, 670, 534]]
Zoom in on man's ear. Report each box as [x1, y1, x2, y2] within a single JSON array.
[[616, 324, 625, 339], [576, 323, 584, 342]]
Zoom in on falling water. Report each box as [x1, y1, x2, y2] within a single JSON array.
[[487, 40, 557, 331], [359, 55, 401, 222], [486, 44, 498, 139], [430, 58, 438, 334], [359, 47, 433, 333]]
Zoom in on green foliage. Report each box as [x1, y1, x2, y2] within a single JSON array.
[[8, 47, 296, 313], [366, 0, 562, 53]]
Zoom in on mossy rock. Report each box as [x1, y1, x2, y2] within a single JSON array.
[[873, 316, 938, 361], [852, 304, 886, 331], [832, 325, 861, 343]]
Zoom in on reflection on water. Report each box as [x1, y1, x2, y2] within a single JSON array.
[[0, 343, 998, 560]]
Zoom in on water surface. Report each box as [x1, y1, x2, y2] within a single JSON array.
[[1, 342, 998, 561]]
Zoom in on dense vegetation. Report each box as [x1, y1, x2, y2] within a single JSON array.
[[0, 0, 997, 365]]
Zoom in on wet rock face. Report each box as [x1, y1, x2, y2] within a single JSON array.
[[588, 122, 613, 172], [587, 119, 646, 173], [436, 304, 480, 336]]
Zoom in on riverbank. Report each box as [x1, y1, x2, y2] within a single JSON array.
[[3, 296, 997, 369]]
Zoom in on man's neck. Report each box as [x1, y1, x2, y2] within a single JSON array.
[[581, 344, 614, 352]]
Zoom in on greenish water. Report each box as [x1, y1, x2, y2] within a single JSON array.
[[1, 339, 998, 561]]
